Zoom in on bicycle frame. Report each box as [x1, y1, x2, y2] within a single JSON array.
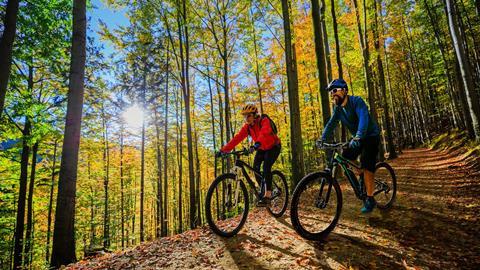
[[217, 149, 283, 212], [233, 159, 269, 200], [325, 146, 366, 200], [232, 157, 282, 200]]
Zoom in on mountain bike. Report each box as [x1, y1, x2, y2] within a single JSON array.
[[205, 148, 289, 237], [290, 141, 397, 241]]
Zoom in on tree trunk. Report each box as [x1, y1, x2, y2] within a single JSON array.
[[446, 0, 480, 140], [13, 119, 30, 270], [423, 0, 463, 130], [194, 130, 201, 226], [330, 0, 343, 78], [205, 53, 218, 177], [131, 179, 136, 245], [102, 107, 110, 249], [222, 22, 232, 151], [154, 109, 163, 238], [179, 0, 196, 230], [311, 0, 331, 125], [250, 6, 264, 113], [0, 0, 20, 118], [50, 0, 87, 266], [176, 88, 183, 232], [88, 163, 96, 248], [120, 127, 125, 249], [140, 68, 147, 242], [372, 0, 396, 159], [215, 76, 225, 173], [282, 0, 305, 186], [382, 22, 400, 148], [476, 0, 480, 17], [163, 48, 170, 237], [352, 0, 376, 117], [320, 0, 333, 82], [24, 142, 39, 268], [46, 140, 58, 262]]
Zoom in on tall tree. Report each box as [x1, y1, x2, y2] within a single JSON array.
[[140, 68, 146, 242], [50, 0, 87, 267], [162, 47, 170, 237], [281, 0, 305, 185], [12, 118, 31, 269], [101, 105, 110, 248], [372, 0, 396, 159], [23, 142, 39, 268], [0, 0, 20, 117], [330, 0, 343, 78], [320, 0, 333, 82], [249, 5, 264, 113], [446, 0, 480, 141], [119, 124, 125, 249], [175, 0, 197, 229], [352, 0, 376, 117], [154, 108, 163, 238], [311, 0, 331, 125], [46, 140, 58, 262]]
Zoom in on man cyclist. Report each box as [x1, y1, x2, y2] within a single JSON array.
[[320, 79, 381, 213], [217, 104, 281, 206]]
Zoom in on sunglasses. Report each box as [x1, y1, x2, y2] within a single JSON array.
[[329, 88, 343, 94]]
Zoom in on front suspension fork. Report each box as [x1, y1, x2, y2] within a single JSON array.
[[316, 167, 336, 208]]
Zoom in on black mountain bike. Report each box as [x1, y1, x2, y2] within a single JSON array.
[[205, 148, 289, 237], [290, 141, 397, 241]]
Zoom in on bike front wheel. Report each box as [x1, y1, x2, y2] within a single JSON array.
[[290, 172, 342, 241], [205, 173, 249, 237]]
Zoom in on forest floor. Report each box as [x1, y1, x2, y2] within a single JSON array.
[[67, 135, 480, 270]]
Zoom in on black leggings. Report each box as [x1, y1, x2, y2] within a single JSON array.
[[253, 144, 281, 190]]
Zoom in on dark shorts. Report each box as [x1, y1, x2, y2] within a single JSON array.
[[342, 135, 380, 172]]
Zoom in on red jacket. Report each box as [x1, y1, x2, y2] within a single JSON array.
[[221, 116, 281, 152]]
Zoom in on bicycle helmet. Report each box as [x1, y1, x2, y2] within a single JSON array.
[[241, 104, 258, 115], [326, 79, 348, 92]]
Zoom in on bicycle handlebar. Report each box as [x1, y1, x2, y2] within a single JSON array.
[[216, 148, 250, 158], [317, 141, 349, 150]]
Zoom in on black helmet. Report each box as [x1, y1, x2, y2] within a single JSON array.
[[326, 79, 348, 91]]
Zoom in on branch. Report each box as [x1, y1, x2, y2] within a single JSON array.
[[254, 2, 285, 51], [266, 0, 282, 19], [3, 110, 24, 133], [189, 63, 225, 88], [12, 60, 28, 80]]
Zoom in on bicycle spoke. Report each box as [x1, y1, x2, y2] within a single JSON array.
[[373, 164, 396, 209], [268, 173, 288, 216], [208, 177, 247, 234]]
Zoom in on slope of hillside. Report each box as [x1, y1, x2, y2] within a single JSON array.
[[67, 142, 480, 270]]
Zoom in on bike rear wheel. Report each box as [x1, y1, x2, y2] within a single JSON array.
[[205, 173, 249, 237], [373, 162, 397, 209], [290, 172, 342, 241], [267, 170, 289, 217]]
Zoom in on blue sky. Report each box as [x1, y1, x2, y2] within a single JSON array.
[[89, 0, 128, 61]]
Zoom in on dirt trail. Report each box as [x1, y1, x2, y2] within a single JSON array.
[[68, 148, 480, 270]]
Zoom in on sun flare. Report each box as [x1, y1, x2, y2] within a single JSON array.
[[122, 104, 145, 129]]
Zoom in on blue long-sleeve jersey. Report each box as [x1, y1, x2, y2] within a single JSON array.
[[321, 95, 380, 140]]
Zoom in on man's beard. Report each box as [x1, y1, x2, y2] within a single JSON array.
[[333, 95, 344, 105]]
